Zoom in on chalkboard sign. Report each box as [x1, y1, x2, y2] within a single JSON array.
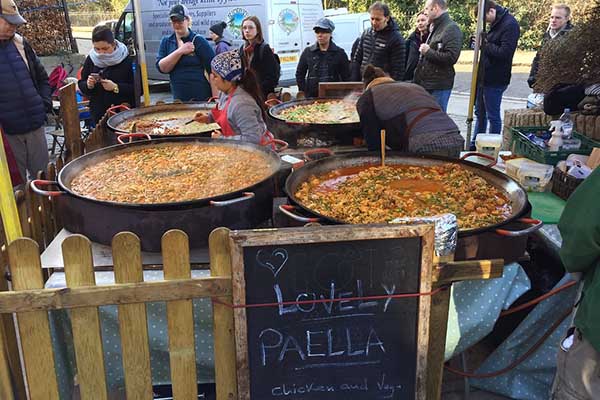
[[229, 224, 435, 400]]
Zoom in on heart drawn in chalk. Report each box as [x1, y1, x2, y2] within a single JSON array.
[[256, 248, 289, 277]]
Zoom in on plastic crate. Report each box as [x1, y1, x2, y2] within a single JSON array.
[[509, 126, 600, 166], [551, 167, 584, 200]]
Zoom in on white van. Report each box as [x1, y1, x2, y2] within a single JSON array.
[[324, 10, 370, 60], [115, 0, 324, 85]]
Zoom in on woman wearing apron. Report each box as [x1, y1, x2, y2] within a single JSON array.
[[193, 50, 273, 145], [357, 64, 464, 157]]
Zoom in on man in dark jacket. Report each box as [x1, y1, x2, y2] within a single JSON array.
[[528, 4, 573, 90], [0, 0, 50, 180], [403, 11, 429, 82], [296, 18, 350, 98], [351, 2, 406, 82], [472, 0, 520, 147], [413, 0, 462, 112]]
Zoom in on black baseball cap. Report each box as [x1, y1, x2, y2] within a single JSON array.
[[169, 4, 190, 21]]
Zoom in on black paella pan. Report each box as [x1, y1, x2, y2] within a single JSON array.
[[31, 137, 282, 251], [280, 152, 542, 262], [266, 97, 362, 145], [106, 102, 218, 140]]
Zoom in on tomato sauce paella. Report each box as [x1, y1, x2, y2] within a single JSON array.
[[294, 163, 513, 229]]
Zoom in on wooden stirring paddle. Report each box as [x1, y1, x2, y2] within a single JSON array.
[[380, 129, 386, 167]]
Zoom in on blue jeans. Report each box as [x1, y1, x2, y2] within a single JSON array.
[[429, 89, 452, 112], [473, 85, 508, 143]]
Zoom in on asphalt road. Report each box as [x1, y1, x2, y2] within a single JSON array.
[[453, 72, 531, 100]]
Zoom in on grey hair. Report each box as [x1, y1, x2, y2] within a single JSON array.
[[368, 1, 391, 17]]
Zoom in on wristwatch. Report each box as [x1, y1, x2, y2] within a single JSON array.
[[113, 84, 119, 94]]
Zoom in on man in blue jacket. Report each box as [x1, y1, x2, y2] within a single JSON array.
[[471, 0, 520, 149], [0, 0, 51, 180]]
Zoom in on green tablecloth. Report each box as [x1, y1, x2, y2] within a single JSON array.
[[527, 192, 566, 224]]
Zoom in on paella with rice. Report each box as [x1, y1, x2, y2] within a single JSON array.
[[277, 100, 359, 124], [294, 163, 512, 229], [70, 144, 273, 204]]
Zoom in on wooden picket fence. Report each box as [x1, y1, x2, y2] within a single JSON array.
[[0, 228, 237, 400]]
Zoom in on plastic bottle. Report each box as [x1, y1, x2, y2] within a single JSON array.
[[559, 108, 574, 139], [548, 120, 564, 151]]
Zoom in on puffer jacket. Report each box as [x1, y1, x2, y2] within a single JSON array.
[[296, 41, 350, 98], [0, 34, 51, 136], [413, 12, 463, 90], [482, 6, 520, 87], [528, 22, 573, 88], [351, 18, 406, 81]]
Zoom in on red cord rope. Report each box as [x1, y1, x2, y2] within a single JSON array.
[[500, 281, 577, 317], [212, 286, 449, 309]]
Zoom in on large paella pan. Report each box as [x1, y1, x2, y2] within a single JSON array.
[[282, 152, 542, 262], [32, 137, 282, 251]]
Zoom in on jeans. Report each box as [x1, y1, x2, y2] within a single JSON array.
[[428, 89, 452, 113], [473, 85, 508, 144]]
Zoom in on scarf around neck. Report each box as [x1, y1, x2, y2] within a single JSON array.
[[89, 40, 129, 69]]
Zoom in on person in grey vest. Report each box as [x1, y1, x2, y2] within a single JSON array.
[[413, 0, 463, 112], [357, 65, 464, 157], [0, 0, 50, 180], [296, 18, 350, 98]]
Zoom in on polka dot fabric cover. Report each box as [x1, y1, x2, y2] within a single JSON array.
[[46, 270, 214, 399], [470, 276, 578, 399]]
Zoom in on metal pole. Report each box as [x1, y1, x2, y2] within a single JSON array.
[[465, 0, 486, 149], [132, 0, 151, 106]]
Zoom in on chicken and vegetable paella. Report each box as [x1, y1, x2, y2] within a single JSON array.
[[294, 163, 513, 229], [70, 144, 273, 204], [277, 100, 359, 124]]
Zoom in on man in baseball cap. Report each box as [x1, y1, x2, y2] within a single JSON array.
[[295, 17, 349, 98], [0, 0, 26, 26], [0, 0, 51, 181]]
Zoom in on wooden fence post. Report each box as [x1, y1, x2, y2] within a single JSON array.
[[58, 83, 83, 163], [209, 227, 237, 400], [162, 230, 198, 399], [112, 232, 153, 399], [8, 238, 60, 400], [62, 235, 108, 400]]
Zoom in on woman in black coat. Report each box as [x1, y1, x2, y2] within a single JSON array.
[[404, 11, 429, 81], [78, 25, 135, 123], [239, 16, 279, 98]]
